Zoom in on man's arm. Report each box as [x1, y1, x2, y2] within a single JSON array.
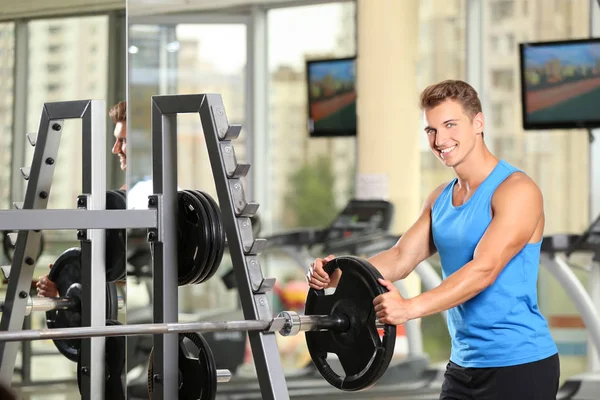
[[406, 173, 544, 320], [308, 183, 446, 290], [368, 183, 446, 282]]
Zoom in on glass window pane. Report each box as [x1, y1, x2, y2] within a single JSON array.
[[0, 23, 15, 210], [482, 0, 591, 384], [127, 22, 247, 322], [482, 0, 590, 233], [418, 1, 467, 204], [267, 2, 357, 235], [26, 16, 109, 214]]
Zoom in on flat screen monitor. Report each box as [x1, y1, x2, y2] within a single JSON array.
[[306, 56, 357, 137], [519, 38, 600, 130]]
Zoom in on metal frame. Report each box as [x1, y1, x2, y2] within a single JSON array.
[[147, 93, 286, 400], [0, 100, 108, 400], [540, 254, 600, 367]]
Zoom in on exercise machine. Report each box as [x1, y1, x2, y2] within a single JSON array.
[[540, 214, 600, 400], [0, 95, 410, 400]]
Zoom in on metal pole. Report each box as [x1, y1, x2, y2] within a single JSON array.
[[0, 296, 124, 316], [0, 297, 77, 316], [0, 313, 380, 343], [542, 254, 600, 364]]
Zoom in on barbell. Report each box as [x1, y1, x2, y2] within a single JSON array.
[[0, 256, 396, 392]]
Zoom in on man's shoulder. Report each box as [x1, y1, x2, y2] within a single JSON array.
[[424, 180, 453, 210], [493, 172, 542, 209]]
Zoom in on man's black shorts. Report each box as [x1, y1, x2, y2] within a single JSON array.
[[439, 353, 560, 400]]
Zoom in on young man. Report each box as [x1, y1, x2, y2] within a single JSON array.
[[307, 80, 560, 399], [36, 101, 127, 298]]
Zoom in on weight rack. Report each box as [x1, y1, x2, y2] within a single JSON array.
[[0, 94, 289, 400]]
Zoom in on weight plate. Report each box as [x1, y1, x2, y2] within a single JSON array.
[[305, 256, 396, 391], [183, 190, 212, 285], [46, 247, 83, 362], [46, 247, 121, 362], [195, 191, 225, 284], [189, 191, 218, 284], [77, 319, 126, 400], [106, 190, 127, 283], [106, 281, 119, 320], [112, 190, 128, 282], [177, 191, 209, 286], [147, 332, 217, 400]]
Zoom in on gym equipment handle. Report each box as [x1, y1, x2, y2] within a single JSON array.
[[0, 311, 384, 342]]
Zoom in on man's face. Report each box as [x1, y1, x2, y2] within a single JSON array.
[[423, 99, 484, 168], [112, 121, 126, 171]]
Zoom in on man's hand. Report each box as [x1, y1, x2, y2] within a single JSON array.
[[307, 255, 340, 290], [36, 265, 58, 298], [373, 278, 414, 325]]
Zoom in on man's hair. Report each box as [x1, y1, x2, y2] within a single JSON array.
[[109, 101, 126, 124], [419, 80, 482, 120]]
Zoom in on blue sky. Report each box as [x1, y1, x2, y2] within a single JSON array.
[[308, 59, 355, 82], [525, 42, 600, 68]]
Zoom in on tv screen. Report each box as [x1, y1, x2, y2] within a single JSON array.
[[306, 57, 357, 137], [519, 38, 600, 130]]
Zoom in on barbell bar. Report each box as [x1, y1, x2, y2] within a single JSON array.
[[0, 311, 383, 342], [0, 295, 125, 316]]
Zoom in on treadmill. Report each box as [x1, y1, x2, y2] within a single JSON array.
[[540, 213, 600, 400]]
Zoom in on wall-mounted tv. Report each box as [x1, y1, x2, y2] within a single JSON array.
[[306, 56, 357, 137], [519, 38, 600, 130]]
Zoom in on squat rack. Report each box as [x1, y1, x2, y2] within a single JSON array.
[[0, 94, 287, 400]]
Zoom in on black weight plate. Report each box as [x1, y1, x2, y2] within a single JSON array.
[[112, 190, 128, 282], [77, 319, 126, 400], [106, 281, 119, 320], [305, 256, 396, 391], [46, 247, 83, 362], [195, 191, 225, 284], [106, 190, 127, 283], [182, 190, 211, 285], [177, 191, 208, 286], [46, 248, 122, 363], [189, 191, 218, 284], [147, 332, 217, 400], [183, 190, 212, 285]]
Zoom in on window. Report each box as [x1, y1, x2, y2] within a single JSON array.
[[26, 16, 109, 218], [482, 0, 591, 382], [491, 69, 514, 90], [0, 23, 14, 210], [491, 0, 515, 21], [418, 0, 467, 204], [483, 0, 589, 233], [267, 2, 357, 235], [46, 63, 61, 73]]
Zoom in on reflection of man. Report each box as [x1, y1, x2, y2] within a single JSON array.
[[36, 101, 129, 297], [110, 101, 127, 174]]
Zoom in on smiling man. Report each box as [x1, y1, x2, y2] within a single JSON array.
[[308, 80, 560, 399]]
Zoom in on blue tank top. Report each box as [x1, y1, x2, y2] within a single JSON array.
[[431, 159, 557, 368]]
